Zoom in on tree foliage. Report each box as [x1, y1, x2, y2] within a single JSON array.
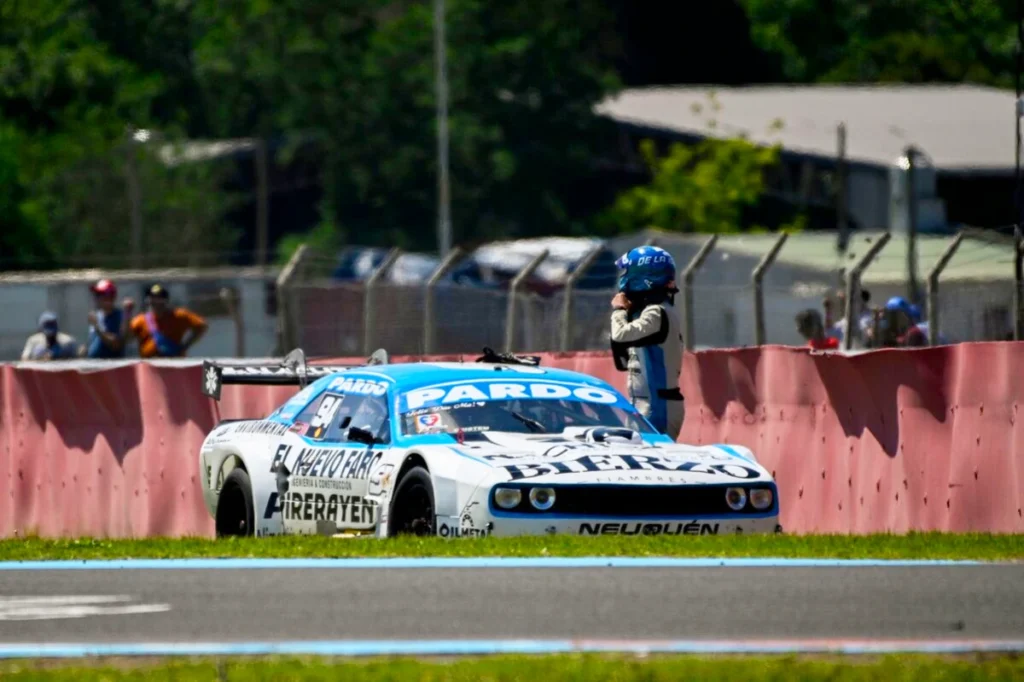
[[739, 0, 1018, 87], [0, 0, 237, 269], [193, 0, 621, 252], [597, 138, 786, 235], [1, 0, 1019, 269]]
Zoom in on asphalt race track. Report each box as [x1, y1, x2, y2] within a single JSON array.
[[0, 562, 1022, 652]]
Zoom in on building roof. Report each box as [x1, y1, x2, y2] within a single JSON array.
[[596, 85, 1017, 173], [721, 231, 1015, 284]]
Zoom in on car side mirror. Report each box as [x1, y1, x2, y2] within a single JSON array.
[[347, 426, 376, 445]]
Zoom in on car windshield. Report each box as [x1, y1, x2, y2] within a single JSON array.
[[401, 398, 655, 436]]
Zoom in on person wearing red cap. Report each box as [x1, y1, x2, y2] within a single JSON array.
[[86, 279, 132, 359]]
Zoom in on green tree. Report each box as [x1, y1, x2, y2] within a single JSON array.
[[193, 0, 621, 253], [0, 0, 239, 269], [596, 137, 789, 235], [0, 120, 54, 268], [739, 0, 1017, 87]]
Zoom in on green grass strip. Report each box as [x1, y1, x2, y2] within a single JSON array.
[[2, 654, 1023, 681], [0, 532, 1020, 561]]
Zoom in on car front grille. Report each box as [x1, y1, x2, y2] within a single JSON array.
[[493, 483, 776, 517]]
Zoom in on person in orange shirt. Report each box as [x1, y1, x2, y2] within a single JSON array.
[[129, 283, 208, 358]]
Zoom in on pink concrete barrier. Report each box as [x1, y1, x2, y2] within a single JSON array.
[[674, 343, 1024, 533], [1, 343, 1021, 537]]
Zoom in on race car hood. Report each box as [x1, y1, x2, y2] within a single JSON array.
[[442, 428, 772, 486]]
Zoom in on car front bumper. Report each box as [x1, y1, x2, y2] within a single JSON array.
[[436, 479, 782, 538]]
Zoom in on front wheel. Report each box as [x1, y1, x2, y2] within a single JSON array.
[[387, 466, 435, 537], [215, 468, 254, 537]]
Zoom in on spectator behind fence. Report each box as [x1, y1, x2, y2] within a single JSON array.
[[86, 279, 133, 359], [21, 311, 81, 361], [129, 283, 208, 358], [871, 296, 926, 348], [824, 288, 873, 346], [908, 303, 949, 345], [795, 308, 839, 350]]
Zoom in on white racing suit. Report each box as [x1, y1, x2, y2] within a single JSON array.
[[611, 302, 684, 440]]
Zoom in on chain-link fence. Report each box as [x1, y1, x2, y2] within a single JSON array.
[[269, 230, 1018, 358], [0, 268, 277, 361], [2, 230, 1021, 361]]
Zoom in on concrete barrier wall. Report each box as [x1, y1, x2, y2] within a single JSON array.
[[676, 343, 1024, 533], [2, 343, 1021, 537]]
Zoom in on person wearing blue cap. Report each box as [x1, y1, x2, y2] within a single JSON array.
[[20, 312, 82, 361], [872, 296, 926, 347]]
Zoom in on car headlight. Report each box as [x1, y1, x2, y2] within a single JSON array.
[[750, 488, 774, 510], [724, 487, 747, 511], [493, 487, 522, 510], [529, 487, 556, 511]]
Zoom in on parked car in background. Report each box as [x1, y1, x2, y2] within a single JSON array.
[[330, 237, 619, 295]]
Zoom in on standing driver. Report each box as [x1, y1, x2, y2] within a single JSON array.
[[610, 245, 684, 440]]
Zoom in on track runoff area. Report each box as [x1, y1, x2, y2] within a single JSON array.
[[0, 554, 1021, 660]]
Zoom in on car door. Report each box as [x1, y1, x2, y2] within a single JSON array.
[[278, 388, 391, 535]]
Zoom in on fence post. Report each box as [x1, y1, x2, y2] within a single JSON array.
[[423, 246, 464, 355], [751, 233, 789, 346], [682, 235, 717, 351], [220, 287, 246, 357], [559, 246, 604, 352], [836, 122, 849, 253], [905, 146, 922, 303], [504, 250, 549, 353], [276, 243, 309, 353], [1016, 226, 1024, 341], [925, 232, 963, 346], [254, 139, 270, 269], [363, 248, 402, 355], [842, 233, 891, 350], [125, 133, 144, 269]]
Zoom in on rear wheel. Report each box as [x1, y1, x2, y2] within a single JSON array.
[[387, 466, 435, 537], [216, 468, 254, 537]]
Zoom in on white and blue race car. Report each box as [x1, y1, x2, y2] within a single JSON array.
[[199, 348, 780, 538]]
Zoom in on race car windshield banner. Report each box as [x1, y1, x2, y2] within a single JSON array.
[[399, 379, 633, 413]]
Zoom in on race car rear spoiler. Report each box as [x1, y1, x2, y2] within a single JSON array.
[[201, 348, 389, 401]]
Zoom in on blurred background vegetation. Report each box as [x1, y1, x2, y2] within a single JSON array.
[[0, 0, 1018, 270]]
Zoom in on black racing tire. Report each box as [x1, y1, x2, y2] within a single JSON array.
[[215, 468, 255, 538], [387, 466, 435, 538]]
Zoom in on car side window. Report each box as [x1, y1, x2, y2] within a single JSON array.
[[293, 392, 344, 440], [323, 394, 391, 444], [294, 391, 390, 444]]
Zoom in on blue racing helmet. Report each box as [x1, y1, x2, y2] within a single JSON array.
[[907, 303, 922, 323], [615, 246, 677, 293]]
